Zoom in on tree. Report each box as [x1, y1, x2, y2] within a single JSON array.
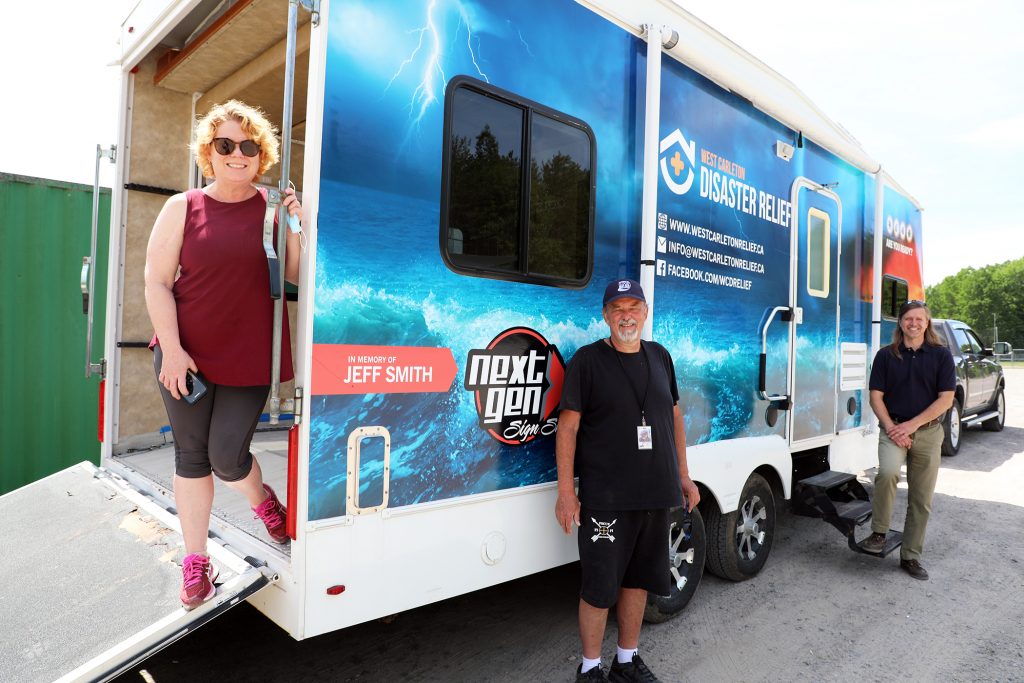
[[926, 257, 1024, 347]]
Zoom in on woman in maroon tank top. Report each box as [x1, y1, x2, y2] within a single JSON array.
[[144, 100, 302, 610]]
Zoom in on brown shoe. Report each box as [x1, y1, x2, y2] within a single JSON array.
[[860, 532, 887, 553], [900, 559, 929, 580]]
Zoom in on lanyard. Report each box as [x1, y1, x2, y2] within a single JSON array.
[[611, 340, 651, 426]]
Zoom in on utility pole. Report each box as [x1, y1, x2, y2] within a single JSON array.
[[993, 313, 998, 344]]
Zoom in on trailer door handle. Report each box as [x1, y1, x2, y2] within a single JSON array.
[[757, 305, 792, 408], [81, 257, 91, 314]]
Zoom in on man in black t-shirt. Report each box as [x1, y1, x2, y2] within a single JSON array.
[[555, 279, 700, 683]]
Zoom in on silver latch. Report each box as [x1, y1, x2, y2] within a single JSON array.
[[297, 0, 321, 26]]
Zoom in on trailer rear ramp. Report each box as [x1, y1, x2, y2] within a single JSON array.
[[0, 463, 276, 683]]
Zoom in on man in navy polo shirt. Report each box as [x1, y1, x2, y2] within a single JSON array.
[[861, 300, 955, 580], [555, 279, 700, 682]]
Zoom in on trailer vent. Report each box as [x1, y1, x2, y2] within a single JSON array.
[[839, 343, 868, 391]]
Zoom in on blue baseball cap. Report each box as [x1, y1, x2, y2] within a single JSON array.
[[603, 279, 646, 306]]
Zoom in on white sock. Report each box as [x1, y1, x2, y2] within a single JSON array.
[[617, 646, 638, 664], [580, 656, 602, 673]]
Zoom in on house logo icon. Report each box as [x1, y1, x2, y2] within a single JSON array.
[[659, 129, 696, 195]]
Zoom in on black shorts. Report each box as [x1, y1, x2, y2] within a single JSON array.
[[153, 346, 270, 481], [577, 506, 671, 609]]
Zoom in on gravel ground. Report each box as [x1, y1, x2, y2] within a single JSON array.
[[118, 369, 1024, 683]]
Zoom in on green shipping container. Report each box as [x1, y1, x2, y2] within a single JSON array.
[[0, 173, 111, 494]]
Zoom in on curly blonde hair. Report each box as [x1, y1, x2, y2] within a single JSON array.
[[192, 100, 280, 179]]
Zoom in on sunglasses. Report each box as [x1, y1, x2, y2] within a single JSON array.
[[212, 137, 261, 157]]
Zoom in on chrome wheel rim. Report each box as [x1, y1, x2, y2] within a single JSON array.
[[668, 519, 695, 591], [735, 495, 767, 561], [950, 406, 961, 446]]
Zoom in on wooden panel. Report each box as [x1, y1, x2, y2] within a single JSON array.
[[156, 0, 293, 95]]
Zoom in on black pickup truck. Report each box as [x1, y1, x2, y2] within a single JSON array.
[[932, 319, 1008, 455]]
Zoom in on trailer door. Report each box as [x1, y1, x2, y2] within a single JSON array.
[[0, 463, 276, 683], [789, 180, 842, 448]]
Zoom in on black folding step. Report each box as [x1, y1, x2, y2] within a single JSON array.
[[792, 469, 902, 557]]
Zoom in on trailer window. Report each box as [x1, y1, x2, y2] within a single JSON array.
[[881, 276, 909, 320], [442, 78, 594, 287], [806, 208, 830, 298]]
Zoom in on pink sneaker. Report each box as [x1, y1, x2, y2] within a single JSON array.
[[180, 553, 218, 610], [253, 484, 289, 543]]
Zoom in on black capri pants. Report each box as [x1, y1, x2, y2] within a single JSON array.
[[154, 346, 270, 481]]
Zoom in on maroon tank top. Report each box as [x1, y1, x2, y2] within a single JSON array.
[[151, 188, 294, 386]]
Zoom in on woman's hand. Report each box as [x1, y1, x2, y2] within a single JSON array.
[[282, 187, 302, 225], [159, 346, 198, 400]]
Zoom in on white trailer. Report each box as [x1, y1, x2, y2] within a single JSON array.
[[6, 1, 926, 680]]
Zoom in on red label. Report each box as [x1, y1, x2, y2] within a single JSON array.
[[311, 344, 458, 395]]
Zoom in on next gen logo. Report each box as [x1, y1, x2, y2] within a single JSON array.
[[465, 327, 566, 446], [659, 129, 696, 195]]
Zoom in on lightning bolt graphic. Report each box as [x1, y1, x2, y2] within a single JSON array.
[[461, 6, 489, 83], [385, 0, 491, 140]]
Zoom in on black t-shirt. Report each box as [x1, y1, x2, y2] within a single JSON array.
[[869, 342, 956, 420], [561, 339, 684, 511]]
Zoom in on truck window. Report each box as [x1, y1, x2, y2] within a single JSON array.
[[441, 77, 594, 287], [965, 328, 987, 351], [952, 327, 980, 355], [880, 275, 909, 320]]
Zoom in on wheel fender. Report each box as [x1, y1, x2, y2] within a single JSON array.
[[687, 435, 791, 514]]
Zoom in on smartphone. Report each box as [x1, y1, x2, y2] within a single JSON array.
[[183, 370, 208, 405]]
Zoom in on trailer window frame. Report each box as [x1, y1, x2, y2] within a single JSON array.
[[440, 76, 596, 289], [806, 207, 831, 298], [880, 275, 909, 320]]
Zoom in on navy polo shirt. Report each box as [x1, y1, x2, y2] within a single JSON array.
[[869, 342, 956, 420]]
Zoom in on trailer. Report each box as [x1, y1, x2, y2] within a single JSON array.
[[6, 0, 928, 680]]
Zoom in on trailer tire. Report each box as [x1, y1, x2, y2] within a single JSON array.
[[704, 473, 775, 581], [941, 399, 962, 456], [982, 387, 1005, 432], [644, 506, 706, 624]]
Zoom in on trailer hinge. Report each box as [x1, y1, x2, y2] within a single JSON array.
[[297, 0, 320, 26], [292, 387, 303, 425]]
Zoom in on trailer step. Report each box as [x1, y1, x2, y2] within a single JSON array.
[[832, 499, 873, 525], [798, 470, 857, 490], [851, 529, 904, 557]]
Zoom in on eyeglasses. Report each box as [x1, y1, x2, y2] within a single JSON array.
[[212, 137, 261, 157]]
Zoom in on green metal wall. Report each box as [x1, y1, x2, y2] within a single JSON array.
[[0, 174, 111, 494]]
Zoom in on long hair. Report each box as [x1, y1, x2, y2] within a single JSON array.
[[889, 301, 943, 358]]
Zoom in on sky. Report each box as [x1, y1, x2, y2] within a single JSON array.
[[1, 0, 1021, 286]]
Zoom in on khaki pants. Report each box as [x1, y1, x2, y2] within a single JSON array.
[[870, 423, 944, 561]]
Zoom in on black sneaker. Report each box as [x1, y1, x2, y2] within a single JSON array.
[[608, 654, 661, 683], [900, 559, 929, 580], [860, 532, 887, 553], [576, 663, 609, 681]]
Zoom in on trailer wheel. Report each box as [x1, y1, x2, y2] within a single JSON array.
[[704, 473, 775, 581], [644, 506, 706, 624], [941, 399, 962, 456], [982, 387, 1005, 432]]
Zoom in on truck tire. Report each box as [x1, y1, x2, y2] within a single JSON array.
[[983, 387, 1005, 432], [703, 473, 775, 581], [941, 399, 962, 456], [644, 506, 706, 624]]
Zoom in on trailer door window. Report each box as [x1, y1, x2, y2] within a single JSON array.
[[806, 208, 830, 298], [442, 78, 594, 287], [881, 276, 909, 320]]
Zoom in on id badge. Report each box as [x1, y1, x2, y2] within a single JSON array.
[[637, 425, 653, 450]]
